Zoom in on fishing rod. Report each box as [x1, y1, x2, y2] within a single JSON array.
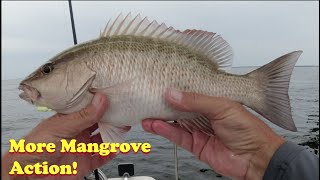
[[67, 1, 99, 180], [68, 0, 77, 45]]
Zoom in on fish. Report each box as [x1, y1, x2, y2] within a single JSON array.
[[19, 13, 302, 143]]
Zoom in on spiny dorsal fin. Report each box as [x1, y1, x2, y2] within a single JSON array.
[[101, 13, 233, 69]]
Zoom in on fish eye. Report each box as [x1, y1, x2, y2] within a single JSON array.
[[42, 63, 54, 74]]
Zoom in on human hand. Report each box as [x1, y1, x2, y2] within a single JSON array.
[[2, 93, 115, 180], [142, 89, 285, 180]]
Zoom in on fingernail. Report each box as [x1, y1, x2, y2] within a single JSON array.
[[92, 93, 103, 108], [168, 88, 183, 102]]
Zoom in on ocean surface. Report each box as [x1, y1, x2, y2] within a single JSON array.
[[2, 67, 319, 180]]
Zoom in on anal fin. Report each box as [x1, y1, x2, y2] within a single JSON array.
[[177, 116, 214, 136]]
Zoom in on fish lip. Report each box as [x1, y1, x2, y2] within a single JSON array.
[[19, 92, 33, 104], [18, 83, 41, 104]]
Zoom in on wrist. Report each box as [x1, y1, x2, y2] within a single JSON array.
[[245, 132, 285, 180]]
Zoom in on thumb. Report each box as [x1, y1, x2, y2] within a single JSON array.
[[165, 88, 240, 118], [53, 93, 108, 136]]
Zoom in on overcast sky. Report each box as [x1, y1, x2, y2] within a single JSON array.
[[2, 1, 319, 80]]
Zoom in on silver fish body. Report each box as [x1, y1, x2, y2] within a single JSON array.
[[19, 13, 302, 142]]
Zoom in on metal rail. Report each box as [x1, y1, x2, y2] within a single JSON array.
[[173, 121, 179, 180], [174, 143, 179, 180]]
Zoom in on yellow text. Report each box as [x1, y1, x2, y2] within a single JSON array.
[[9, 161, 77, 175]]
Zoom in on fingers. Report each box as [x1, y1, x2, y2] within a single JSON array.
[[142, 119, 212, 158], [85, 123, 99, 135], [142, 119, 193, 152], [165, 88, 241, 118], [53, 93, 108, 136]]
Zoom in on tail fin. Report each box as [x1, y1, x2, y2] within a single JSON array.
[[247, 51, 303, 132]]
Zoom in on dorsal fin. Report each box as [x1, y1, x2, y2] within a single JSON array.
[[101, 13, 233, 69]]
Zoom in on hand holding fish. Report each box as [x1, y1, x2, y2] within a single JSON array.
[[2, 93, 117, 180], [142, 89, 285, 180]]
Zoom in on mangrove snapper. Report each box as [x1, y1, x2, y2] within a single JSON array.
[[19, 13, 302, 142]]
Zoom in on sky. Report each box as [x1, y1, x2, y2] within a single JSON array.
[[2, 1, 319, 80]]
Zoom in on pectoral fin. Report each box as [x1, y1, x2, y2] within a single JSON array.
[[89, 77, 138, 99], [177, 116, 214, 136]]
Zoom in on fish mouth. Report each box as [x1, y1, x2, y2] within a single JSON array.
[[18, 83, 41, 104]]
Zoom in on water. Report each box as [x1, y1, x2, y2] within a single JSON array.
[[1, 67, 319, 180]]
